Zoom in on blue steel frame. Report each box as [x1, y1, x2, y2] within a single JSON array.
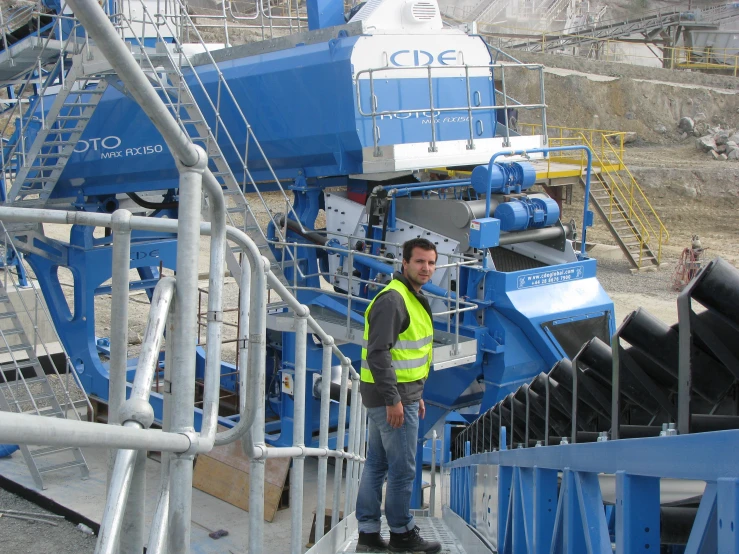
[[447, 429, 739, 554]]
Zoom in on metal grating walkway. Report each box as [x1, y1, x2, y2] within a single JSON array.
[[338, 516, 467, 553]]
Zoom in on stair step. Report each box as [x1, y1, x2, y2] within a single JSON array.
[[0, 360, 38, 371], [62, 102, 98, 108], [0, 342, 34, 354], [55, 115, 91, 121], [40, 140, 78, 146], [31, 445, 77, 457], [37, 460, 87, 474], [0, 328, 29, 337], [66, 89, 105, 96]]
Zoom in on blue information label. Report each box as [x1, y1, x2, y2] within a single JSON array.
[[516, 265, 585, 289]]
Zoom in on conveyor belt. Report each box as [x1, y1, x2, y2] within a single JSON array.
[[456, 257, 739, 454]]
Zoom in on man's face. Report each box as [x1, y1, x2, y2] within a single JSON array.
[[402, 247, 437, 291]]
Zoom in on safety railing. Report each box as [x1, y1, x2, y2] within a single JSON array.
[[0, 14, 90, 191], [355, 62, 547, 156], [0, 1, 366, 552], [268, 233, 479, 351], [0, 205, 367, 554], [519, 123, 668, 265], [667, 45, 739, 75], [119, 0, 312, 43], [597, 133, 669, 263]]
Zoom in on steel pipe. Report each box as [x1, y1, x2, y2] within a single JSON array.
[[331, 361, 350, 528], [291, 313, 308, 554], [167, 160, 206, 554], [315, 340, 334, 541], [94, 449, 137, 554], [0, 411, 191, 451]]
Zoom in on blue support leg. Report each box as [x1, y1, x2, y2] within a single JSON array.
[[532, 468, 558, 554], [562, 470, 587, 554], [615, 471, 660, 554], [718, 478, 739, 554], [685, 482, 717, 554], [574, 472, 611, 554], [511, 467, 530, 553], [498, 464, 513, 550]]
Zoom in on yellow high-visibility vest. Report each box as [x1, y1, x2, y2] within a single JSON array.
[[360, 279, 433, 384]]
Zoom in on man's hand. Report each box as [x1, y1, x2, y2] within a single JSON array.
[[387, 401, 404, 428], [419, 398, 425, 420]]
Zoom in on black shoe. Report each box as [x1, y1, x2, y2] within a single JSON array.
[[388, 526, 442, 553], [356, 531, 389, 552]]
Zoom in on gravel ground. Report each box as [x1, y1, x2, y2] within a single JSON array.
[[0, 487, 96, 554]]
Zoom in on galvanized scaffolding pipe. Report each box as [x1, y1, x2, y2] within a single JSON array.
[[357, 404, 367, 485], [331, 361, 350, 528], [213, 254, 251, 446], [291, 312, 308, 554], [108, 209, 131, 435], [167, 161, 206, 554], [314, 339, 334, 542], [94, 449, 137, 554], [350, 391, 364, 508], [108, 208, 133, 548], [146, 458, 170, 554], [198, 171, 228, 449], [158, 293, 176, 554], [100, 277, 176, 553], [0, 411, 191, 452], [122, 452, 147, 554], [344, 379, 360, 517]]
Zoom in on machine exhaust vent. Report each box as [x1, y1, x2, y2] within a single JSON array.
[[411, 1, 437, 20], [348, 0, 443, 30]]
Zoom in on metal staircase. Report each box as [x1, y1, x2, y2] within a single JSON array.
[[467, 0, 507, 24], [3, 60, 109, 206], [106, 2, 309, 285], [0, 226, 91, 489], [525, 124, 669, 269], [584, 172, 660, 269]]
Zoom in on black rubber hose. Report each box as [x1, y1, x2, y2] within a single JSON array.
[[126, 192, 179, 210]]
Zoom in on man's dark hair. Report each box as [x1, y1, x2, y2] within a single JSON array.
[[402, 238, 437, 262]]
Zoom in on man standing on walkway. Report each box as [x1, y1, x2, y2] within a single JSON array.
[[355, 238, 442, 554]]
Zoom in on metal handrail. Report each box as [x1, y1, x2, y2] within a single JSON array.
[[598, 135, 669, 261], [355, 62, 547, 154], [0, 205, 366, 554], [518, 123, 668, 264]]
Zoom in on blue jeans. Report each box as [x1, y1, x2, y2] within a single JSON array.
[[355, 402, 419, 534]]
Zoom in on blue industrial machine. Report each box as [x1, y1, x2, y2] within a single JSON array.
[[3, 0, 735, 551]]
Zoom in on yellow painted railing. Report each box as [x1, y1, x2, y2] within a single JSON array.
[[519, 124, 669, 265]]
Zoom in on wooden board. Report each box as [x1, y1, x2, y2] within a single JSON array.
[[192, 427, 290, 522]]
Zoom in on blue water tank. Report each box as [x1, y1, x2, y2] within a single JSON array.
[[494, 196, 560, 232]]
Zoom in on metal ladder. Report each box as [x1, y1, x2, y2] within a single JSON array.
[[585, 173, 660, 269], [107, 0, 306, 285], [4, 60, 109, 206], [151, 62, 290, 282], [0, 272, 90, 489]]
